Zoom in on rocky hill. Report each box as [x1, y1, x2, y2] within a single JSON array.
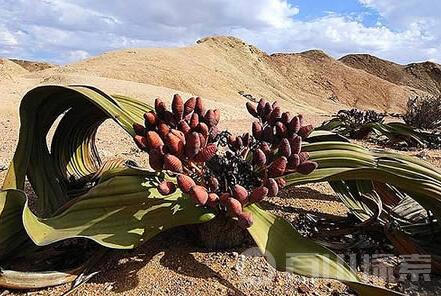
[[0, 58, 29, 81], [3, 36, 439, 115], [10, 59, 54, 72], [340, 54, 441, 97], [65, 36, 424, 113]]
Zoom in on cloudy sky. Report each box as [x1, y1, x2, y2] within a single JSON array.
[[1, 0, 440, 64]]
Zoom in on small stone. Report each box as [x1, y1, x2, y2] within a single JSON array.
[[298, 283, 310, 293]]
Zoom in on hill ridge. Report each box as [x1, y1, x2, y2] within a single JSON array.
[[340, 53, 441, 96]]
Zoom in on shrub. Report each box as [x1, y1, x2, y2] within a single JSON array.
[[403, 95, 441, 130]]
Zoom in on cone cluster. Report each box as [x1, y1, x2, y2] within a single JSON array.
[[227, 99, 319, 197], [132, 95, 318, 229], [133, 94, 220, 173]]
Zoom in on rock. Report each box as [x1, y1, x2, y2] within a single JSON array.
[[416, 150, 428, 159], [298, 283, 310, 293]]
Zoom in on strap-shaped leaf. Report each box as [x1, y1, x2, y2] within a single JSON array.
[[245, 204, 403, 296], [23, 169, 215, 249], [0, 189, 27, 259]]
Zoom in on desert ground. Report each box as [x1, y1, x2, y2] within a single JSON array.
[[1, 36, 441, 295]]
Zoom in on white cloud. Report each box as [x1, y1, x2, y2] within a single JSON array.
[[236, 14, 441, 63], [0, 0, 440, 64]]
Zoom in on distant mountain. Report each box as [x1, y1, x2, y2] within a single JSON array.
[[4, 36, 437, 113], [9, 59, 54, 72], [0, 58, 29, 81], [64, 36, 424, 112], [340, 54, 441, 97]]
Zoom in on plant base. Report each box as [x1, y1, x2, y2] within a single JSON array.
[[188, 214, 253, 250]]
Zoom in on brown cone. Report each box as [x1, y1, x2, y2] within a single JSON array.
[[158, 181, 176, 195], [196, 122, 209, 136], [133, 123, 145, 136], [278, 138, 291, 158], [146, 131, 164, 150], [207, 176, 219, 192], [163, 154, 183, 173], [172, 94, 184, 120], [208, 126, 219, 142], [281, 112, 291, 124], [233, 136, 243, 150], [265, 178, 279, 196], [161, 111, 175, 125], [260, 142, 271, 156], [190, 185, 209, 205], [257, 99, 266, 117], [298, 114, 304, 126], [232, 185, 249, 205], [158, 123, 170, 138], [242, 133, 252, 146], [176, 174, 196, 193], [287, 154, 300, 169], [219, 193, 230, 205], [170, 129, 186, 144], [184, 97, 196, 116], [298, 124, 314, 139], [134, 135, 148, 150], [194, 97, 205, 116], [296, 161, 318, 175], [178, 120, 191, 135], [154, 98, 166, 115], [269, 107, 282, 124], [249, 186, 268, 203], [253, 149, 267, 166], [204, 110, 217, 127], [190, 113, 199, 129], [165, 132, 184, 156], [298, 151, 310, 163], [289, 135, 302, 155], [193, 143, 217, 162], [213, 109, 221, 125], [246, 102, 259, 118], [144, 111, 157, 127], [185, 132, 201, 159], [263, 102, 273, 121], [226, 197, 243, 217], [288, 116, 301, 134], [199, 133, 207, 148], [262, 125, 274, 143], [268, 156, 287, 178], [149, 148, 164, 171], [274, 122, 287, 137], [207, 193, 219, 208]]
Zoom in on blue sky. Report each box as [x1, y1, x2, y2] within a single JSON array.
[[1, 0, 440, 64], [292, 0, 376, 22]]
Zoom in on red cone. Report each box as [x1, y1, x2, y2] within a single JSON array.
[[177, 174, 196, 193]]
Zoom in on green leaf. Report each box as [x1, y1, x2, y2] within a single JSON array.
[[245, 205, 403, 296], [23, 169, 215, 249], [245, 204, 358, 280], [0, 189, 27, 259]]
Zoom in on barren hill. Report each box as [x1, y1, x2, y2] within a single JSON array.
[[0, 58, 29, 81], [340, 54, 441, 96], [269, 49, 412, 111], [65, 36, 420, 113], [9, 58, 54, 72]]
